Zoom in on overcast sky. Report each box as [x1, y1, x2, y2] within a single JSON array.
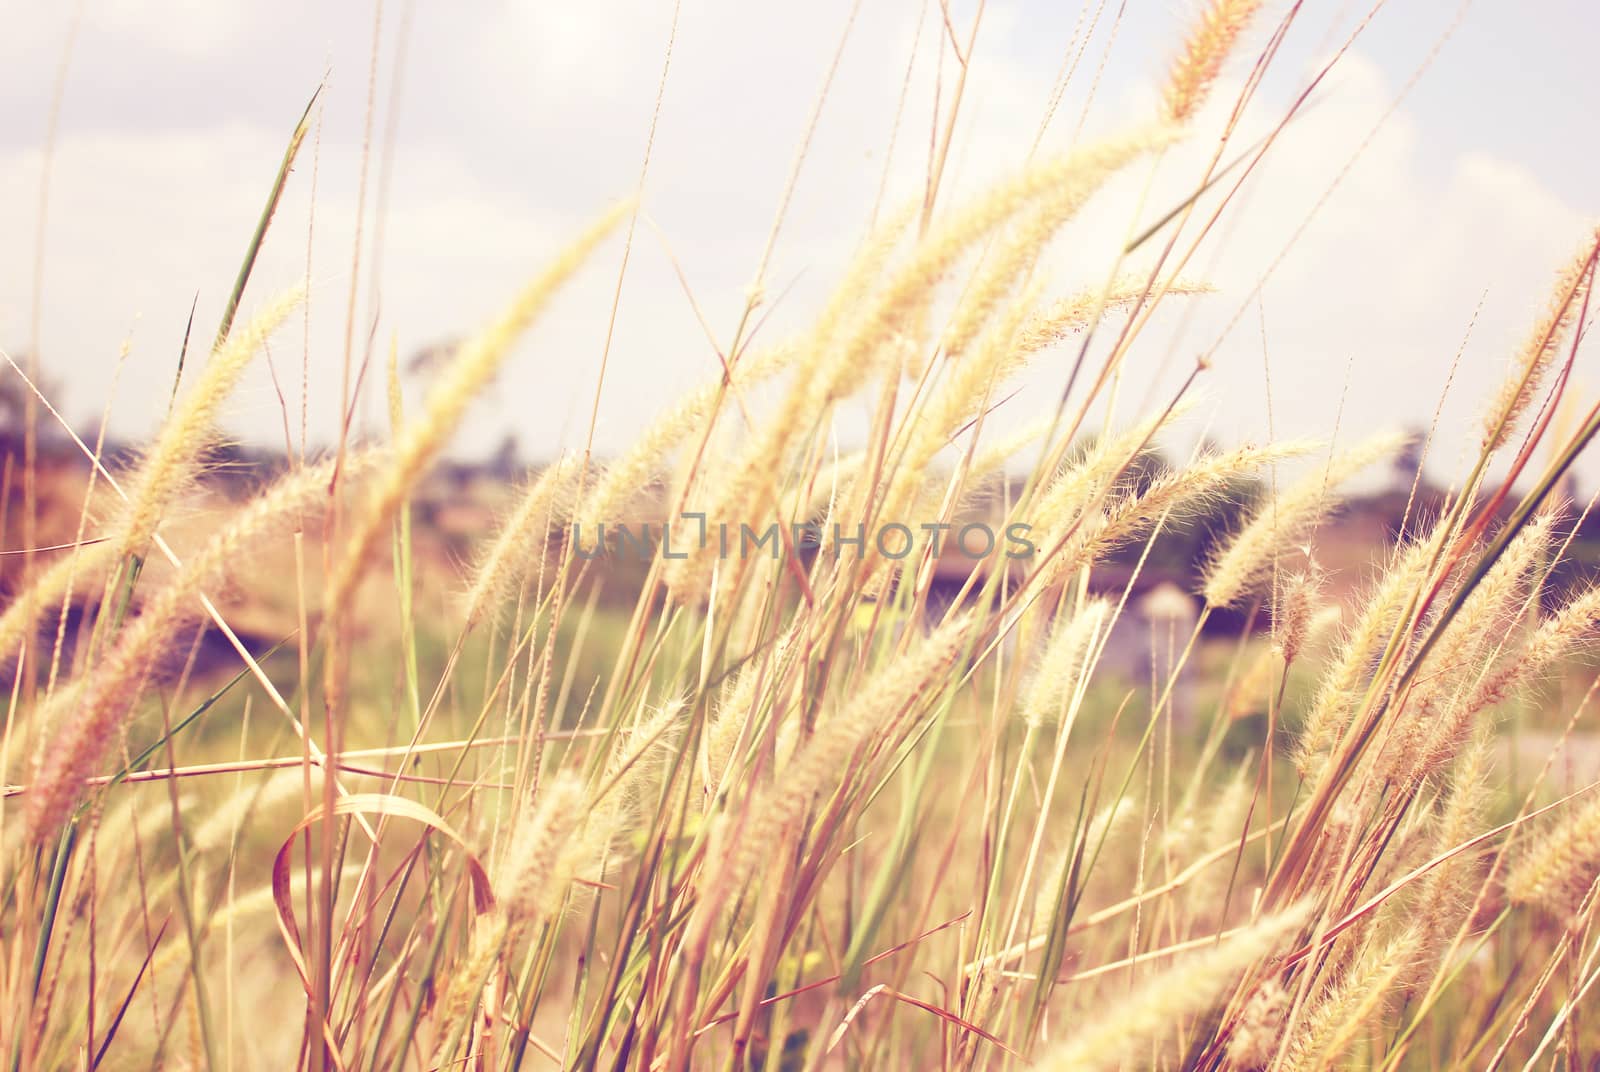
[[2, 1, 1598, 485]]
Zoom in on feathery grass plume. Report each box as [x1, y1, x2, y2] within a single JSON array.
[[582, 699, 686, 864], [324, 204, 627, 619], [574, 342, 795, 528], [657, 205, 916, 601], [702, 703, 747, 796], [1272, 562, 1325, 665], [1400, 732, 1493, 991], [664, 131, 1175, 602], [1085, 797, 1135, 851], [924, 280, 1211, 475], [915, 278, 1043, 458], [1293, 518, 1449, 778], [0, 539, 118, 664], [1065, 798, 1136, 866], [1012, 279, 1212, 356], [1034, 441, 1315, 589], [937, 223, 1050, 362], [1024, 800, 1136, 937], [0, 290, 303, 665], [937, 181, 1201, 359], [788, 450, 869, 534], [1441, 512, 1555, 643], [1020, 599, 1109, 728], [706, 630, 800, 792], [706, 613, 975, 902], [1226, 645, 1277, 723], [116, 287, 304, 557], [1277, 926, 1422, 1072], [866, 424, 1048, 558], [1032, 904, 1308, 1070], [496, 772, 589, 928], [1386, 581, 1600, 790], [1161, 0, 1266, 125], [461, 454, 582, 627], [432, 921, 507, 1061], [1091, 441, 1317, 550], [1225, 978, 1290, 1070], [1463, 583, 1600, 717], [24, 453, 364, 842], [804, 199, 920, 362], [191, 769, 307, 853], [1506, 785, 1600, 923], [1167, 766, 1254, 911], [1201, 431, 1406, 609], [1029, 406, 1192, 537], [826, 126, 1177, 405], [1077, 798, 1136, 879], [146, 867, 367, 987], [1380, 513, 1554, 783], [971, 420, 1051, 477], [1481, 226, 1600, 453], [864, 279, 1045, 548], [856, 462, 994, 599], [434, 773, 588, 1057]]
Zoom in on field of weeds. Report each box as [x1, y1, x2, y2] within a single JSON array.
[[3, 2, 1600, 1070]]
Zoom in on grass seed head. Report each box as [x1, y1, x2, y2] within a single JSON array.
[[1162, 0, 1266, 125], [1202, 431, 1405, 609]]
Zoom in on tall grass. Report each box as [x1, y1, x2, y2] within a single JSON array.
[[4, 4, 1600, 1070]]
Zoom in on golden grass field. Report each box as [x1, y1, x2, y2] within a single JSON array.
[[4, 2, 1600, 1069]]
